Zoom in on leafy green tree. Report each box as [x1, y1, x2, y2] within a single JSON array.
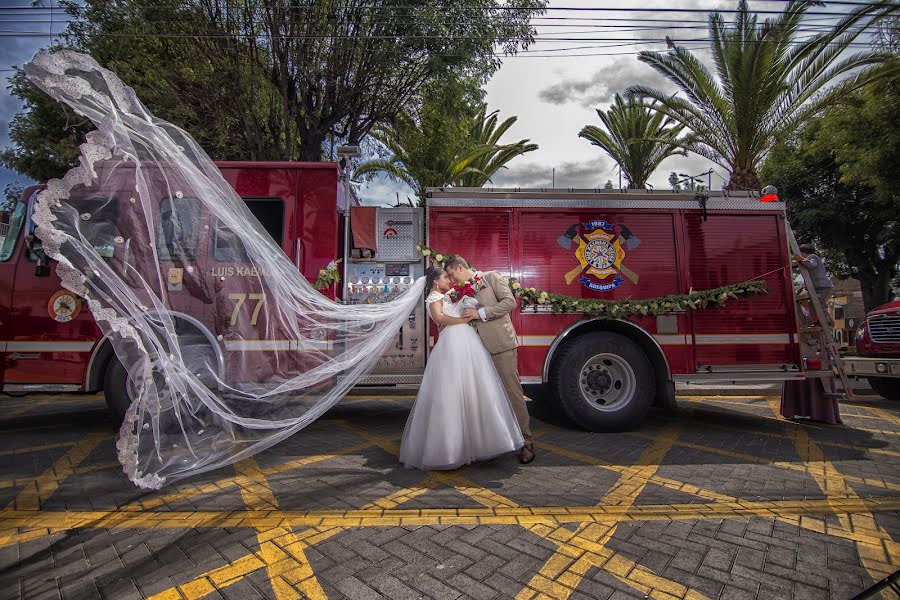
[[631, 0, 899, 191], [2, 183, 24, 213], [1, 69, 88, 182], [762, 77, 900, 310], [354, 79, 537, 205], [3, 0, 544, 180], [578, 94, 685, 189], [668, 172, 682, 192]]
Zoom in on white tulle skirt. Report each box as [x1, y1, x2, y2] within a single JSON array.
[[399, 323, 525, 470]]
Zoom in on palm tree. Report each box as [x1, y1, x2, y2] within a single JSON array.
[[355, 104, 537, 205], [578, 94, 685, 189], [458, 104, 538, 187], [628, 0, 899, 190]]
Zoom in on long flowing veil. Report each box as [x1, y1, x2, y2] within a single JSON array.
[[23, 49, 427, 489]]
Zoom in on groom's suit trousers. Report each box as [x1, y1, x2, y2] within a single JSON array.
[[491, 348, 532, 444]]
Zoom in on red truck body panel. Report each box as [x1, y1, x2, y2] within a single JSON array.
[[427, 191, 800, 381], [0, 162, 348, 392]]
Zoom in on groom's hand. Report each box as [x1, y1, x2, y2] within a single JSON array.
[[463, 309, 480, 321]]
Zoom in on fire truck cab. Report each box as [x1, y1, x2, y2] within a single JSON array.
[[845, 300, 900, 400], [0, 162, 352, 420]]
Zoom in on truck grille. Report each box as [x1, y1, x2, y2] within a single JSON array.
[[868, 314, 900, 344]]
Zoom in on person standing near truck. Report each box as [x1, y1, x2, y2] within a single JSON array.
[[781, 243, 842, 424], [794, 243, 834, 320]]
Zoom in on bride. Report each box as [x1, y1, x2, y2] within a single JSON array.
[[399, 267, 525, 470]]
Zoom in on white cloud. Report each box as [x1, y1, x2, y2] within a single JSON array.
[[537, 57, 674, 108], [490, 158, 614, 189]]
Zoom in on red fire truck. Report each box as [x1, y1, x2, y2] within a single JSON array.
[[845, 300, 900, 400], [0, 162, 353, 421], [1, 164, 820, 430]]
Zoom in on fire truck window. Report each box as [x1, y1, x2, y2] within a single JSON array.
[[156, 196, 200, 261], [213, 198, 284, 262], [57, 196, 120, 259], [0, 202, 26, 262]]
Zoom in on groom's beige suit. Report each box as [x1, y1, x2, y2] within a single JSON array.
[[472, 271, 532, 444]]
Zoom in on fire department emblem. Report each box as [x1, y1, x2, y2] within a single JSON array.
[[558, 220, 641, 292], [48, 290, 81, 322]]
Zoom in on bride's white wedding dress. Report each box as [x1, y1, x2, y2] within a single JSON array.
[[399, 292, 524, 470]]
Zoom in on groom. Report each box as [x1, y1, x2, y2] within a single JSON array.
[[444, 256, 535, 464]]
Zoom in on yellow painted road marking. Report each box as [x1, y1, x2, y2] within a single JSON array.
[[625, 430, 900, 493], [3, 497, 900, 533], [127, 440, 378, 511], [859, 405, 900, 429], [1, 394, 897, 599], [536, 438, 898, 548], [1, 397, 52, 420], [7, 431, 106, 511], [679, 398, 900, 458], [234, 457, 326, 600], [676, 394, 776, 403], [767, 397, 897, 579], [518, 422, 695, 600], [0, 440, 78, 458], [149, 436, 446, 600], [346, 422, 706, 600], [0, 460, 121, 491]]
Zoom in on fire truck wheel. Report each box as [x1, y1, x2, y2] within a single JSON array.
[[104, 357, 130, 424], [103, 333, 219, 424], [868, 377, 900, 401], [551, 332, 655, 431]]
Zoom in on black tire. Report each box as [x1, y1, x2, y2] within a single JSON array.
[[550, 331, 655, 431], [104, 355, 130, 425], [103, 329, 219, 425], [868, 377, 900, 401]]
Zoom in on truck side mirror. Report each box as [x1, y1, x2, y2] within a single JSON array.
[[25, 234, 51, 277]]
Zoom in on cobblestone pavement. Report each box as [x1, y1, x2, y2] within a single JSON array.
[[1, 390, 898, 600]]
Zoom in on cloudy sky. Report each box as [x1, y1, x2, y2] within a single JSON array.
[[0, 1, 863, 203]]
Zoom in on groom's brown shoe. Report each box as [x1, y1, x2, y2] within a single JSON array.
[[519, 443, 535, 464]]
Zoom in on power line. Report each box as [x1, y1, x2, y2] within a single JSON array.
[[0, 2, 895, 15], [0, 17, 869, 34], [0, 28, 882, 44]]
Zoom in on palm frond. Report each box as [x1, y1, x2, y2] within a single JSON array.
[[628, 0, 896, 188]]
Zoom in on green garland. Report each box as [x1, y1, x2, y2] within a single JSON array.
[[416, 245, 768, 318]]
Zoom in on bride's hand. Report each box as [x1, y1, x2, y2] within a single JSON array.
[[463, 308, 480, 321]]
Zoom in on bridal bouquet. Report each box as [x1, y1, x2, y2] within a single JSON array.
[[448, 279, 476, 303]]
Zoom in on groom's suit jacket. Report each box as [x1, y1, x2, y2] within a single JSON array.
[[473, 271, 519, 355]]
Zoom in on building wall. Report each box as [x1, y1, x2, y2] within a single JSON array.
[[830, 278, 866, 347]]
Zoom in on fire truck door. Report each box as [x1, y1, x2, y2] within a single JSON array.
[[210, 197, 298, 384], [4, 196, 108, 392], [684, 213, 795, 370], [0, 201, 28, 388]]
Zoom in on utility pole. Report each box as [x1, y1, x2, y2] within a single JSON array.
[[678, 169, 714, 191]]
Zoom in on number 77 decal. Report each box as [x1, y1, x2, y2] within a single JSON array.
[[228, 293, 267, 326]]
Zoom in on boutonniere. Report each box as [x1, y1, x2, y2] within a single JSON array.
[[470, 274, 485, 291]]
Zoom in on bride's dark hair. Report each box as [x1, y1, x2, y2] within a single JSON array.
[[424, 266, 443, 298]]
